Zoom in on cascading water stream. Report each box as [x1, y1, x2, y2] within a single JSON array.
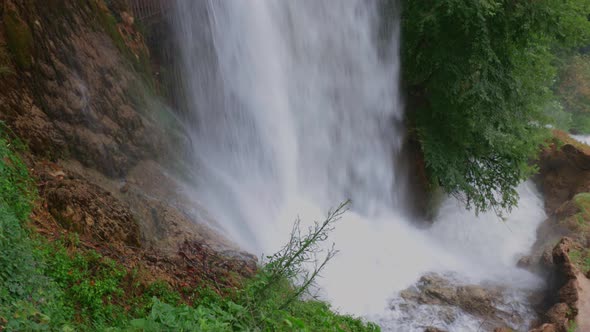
[[173, 1, 546, 330]]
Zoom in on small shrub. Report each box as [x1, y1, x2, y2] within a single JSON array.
[[127, 202, 379, 332], [0, 127, 377, 331], [0, 127, 70, 331]]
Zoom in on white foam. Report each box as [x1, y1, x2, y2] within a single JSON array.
[[172, 1, 546, 329]]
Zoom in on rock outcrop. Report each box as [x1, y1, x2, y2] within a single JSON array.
[[0, 0, 255, 293], [393, 273, 530, 331], [531, 131, 590, 332], [0, 0, 176, 176]]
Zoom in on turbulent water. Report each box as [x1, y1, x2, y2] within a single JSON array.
[[571, 134, 590, 145], [173, 1, 546, 331]]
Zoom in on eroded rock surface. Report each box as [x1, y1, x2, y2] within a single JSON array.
[[1, 0, 256, 294], [392, 273, 531, 331], [0, 0, 188, 177], [531, 132, 590, 332]]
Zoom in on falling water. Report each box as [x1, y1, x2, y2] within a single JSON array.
[[173, 1, 546, 331]]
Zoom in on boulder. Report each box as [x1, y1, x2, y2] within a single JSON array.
[[394, 273, 521, 330]]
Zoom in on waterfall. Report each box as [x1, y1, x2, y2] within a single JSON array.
[[173, 1, 546, 330]]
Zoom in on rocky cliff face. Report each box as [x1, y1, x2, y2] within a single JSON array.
[[0, 0, 167, 175], [0, 0, 255, 291], [530, 131, 590, 332]]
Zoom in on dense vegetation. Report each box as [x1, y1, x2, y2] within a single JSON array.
[[0, 126, 376, 331], [555, 54, 590, 134], [397, 0, 590, 213]]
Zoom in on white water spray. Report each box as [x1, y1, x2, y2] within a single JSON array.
[[173, 1, 546, 330]]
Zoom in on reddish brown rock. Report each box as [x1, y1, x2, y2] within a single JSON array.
[[529, 323, 558, 332], [545, 302, 569, 330], [397, 273, 521, 330], [0, 0, 173, 177], [424, 328, 447, 332], [493, 328, 513, 332], [0, 0, 256, 302], [36, 162, 140, 248], [536, 132, 590, 216]]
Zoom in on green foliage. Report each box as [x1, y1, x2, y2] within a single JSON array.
[[570, 112, 590, 135], [0, 205, 66, 332], [0, 125, 35, 221], [557, 55, 590, 115], [544, 100, 573, 132], [0, 126, 71, 331], [400, 0, 590, 213], [555, 55, 590, 134], [38, 244, 128, 328], [569, 248, 590, 275], [0, 141, 374, 332], [567, 321, 577, 332], [574, 193, 590, 225], [127, 202, 379, 332]]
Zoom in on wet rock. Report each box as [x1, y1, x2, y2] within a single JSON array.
[[424, 327, 447, 332], [530, 323, 558, 332], [120, 182, 130, 193], [531, 133, 590, 331], [394, 273, 525, 331], [535, 133, 590, 216], [457, 284, 500, 317], [403, 273, 501, 316], [420, 274, 459, 305], [0, 0, 257, 305], [437, 306, 457, 325], [541, 246, 555, 267], [39, 62, 56, 80], [530, 237, 586, 332], [545, 302, 569, 328], [517, 255, 533, 269], [49, 170, 66, 179], [121, 11, 134, 26], [0, 0, 173, 177], [37, 163, 140, 247]]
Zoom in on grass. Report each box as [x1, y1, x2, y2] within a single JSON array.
[[551, 129, 590, 155], [570, 112, 590, 135], [568, 321, 577, 332], [0, 124, 377, 331], [557, 192, 590, 245], [568, 192, 590, 283], [569, 248, 590, 276], [574, 193, 590, 226]]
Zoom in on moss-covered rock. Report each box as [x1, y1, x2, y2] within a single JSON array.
[[0, 46, 13, 76], [569, 247, 590, 276], [573, 193, 590, 226], [3, 8, 33, 70]]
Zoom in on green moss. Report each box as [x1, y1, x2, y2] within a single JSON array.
[[0, 46, 12, 76], [0, 123, 374, 332], [88, 0, 156, 90], [3, 8, 33, 70], [569, 248, 590, 275], [573, 193, 590, 225], [89, 0, 127, 54], [558, 192, 590, 241]]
